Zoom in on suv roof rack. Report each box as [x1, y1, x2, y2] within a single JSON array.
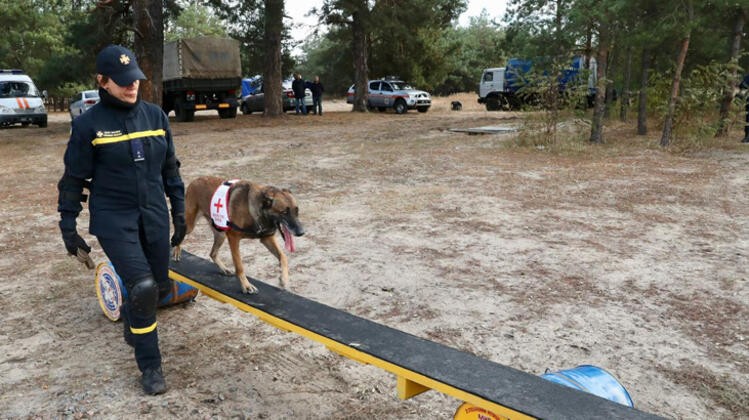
[[0, 69, 26, 74]]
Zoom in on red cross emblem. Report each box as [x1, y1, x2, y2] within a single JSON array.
[[214, 198, 223, 212]]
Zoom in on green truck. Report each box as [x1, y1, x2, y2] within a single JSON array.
[[162, 37, 241, 122]]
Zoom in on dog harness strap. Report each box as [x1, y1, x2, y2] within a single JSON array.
[[226, 220, 273, 236]]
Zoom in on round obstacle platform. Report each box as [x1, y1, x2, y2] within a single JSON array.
[[95, 261, 199, 321]]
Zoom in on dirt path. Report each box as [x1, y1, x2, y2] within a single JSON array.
[[0, 95, 747, 419]]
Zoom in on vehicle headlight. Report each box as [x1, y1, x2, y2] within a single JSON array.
[[0, 104, 13, 114], [34, 105, 46, 113]]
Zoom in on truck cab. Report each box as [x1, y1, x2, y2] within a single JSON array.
[[0, 69, 47, 128], [477, 67, 507, 110]]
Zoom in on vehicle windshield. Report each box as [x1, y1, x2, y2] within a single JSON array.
[[389, 82, 414, 90], [0, 81, 41, 98]]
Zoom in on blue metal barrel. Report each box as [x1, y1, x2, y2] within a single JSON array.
[[540, 365, 634, 407]]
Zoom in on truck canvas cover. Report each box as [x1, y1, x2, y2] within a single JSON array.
[[163, 37, 241, 81]]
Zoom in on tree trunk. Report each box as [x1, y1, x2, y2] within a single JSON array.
[[620, 47, 632, 122], [604, 45, 616, 119], [351, 7, 369, 112], [715, 9, 746, 137], [589, 29, 609, 144], [133, 0, 163, 105], [263, 0, 284, 117], [660, 1, 693, 147], [637, 49, 651, 135]]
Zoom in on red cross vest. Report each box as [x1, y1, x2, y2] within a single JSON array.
[[210, 179, 239, 231]]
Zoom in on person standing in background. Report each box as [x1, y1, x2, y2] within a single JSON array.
[[292, 73, 307, 115], [309, 75, 324, 116]]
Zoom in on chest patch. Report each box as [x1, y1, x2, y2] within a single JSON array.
[[210, 180, 239, 231]]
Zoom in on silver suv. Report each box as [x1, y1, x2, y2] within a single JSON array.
[[346, 78, 431, 114]]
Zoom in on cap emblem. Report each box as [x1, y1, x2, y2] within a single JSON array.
[[119, 54, 130, 65]]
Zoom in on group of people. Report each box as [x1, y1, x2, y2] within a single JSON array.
[[291, 73, 324, 115]]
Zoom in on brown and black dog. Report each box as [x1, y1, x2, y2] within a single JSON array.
[[172, 176, 305, 294]]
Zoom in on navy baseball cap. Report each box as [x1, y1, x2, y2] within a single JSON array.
[[96, 45, 146, 86]]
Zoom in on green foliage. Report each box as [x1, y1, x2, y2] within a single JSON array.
[[305, 2, 500, 96], [297, 28, 353, 96], [363, 0, 467, 92], [166, 2, 227, 41], [436, 12, 506, 95], [206, 0, 296, 77], [0, 1, 69, 80]]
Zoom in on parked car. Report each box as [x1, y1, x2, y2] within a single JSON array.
[[346, 78, 431, 114], [0, 69, 47, 128], [69, 90, 100, 119], [240, 77, 312, 114]]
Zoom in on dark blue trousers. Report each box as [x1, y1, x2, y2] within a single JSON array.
[[98, 221, 171, 372]]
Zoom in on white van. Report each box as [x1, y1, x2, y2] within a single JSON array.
[[0, 69, 47, 128]]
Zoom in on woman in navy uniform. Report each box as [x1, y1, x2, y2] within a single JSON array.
[[57, 45, 186, 395]]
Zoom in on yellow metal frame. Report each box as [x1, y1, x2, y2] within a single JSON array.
[[170, 270, 536, 420]]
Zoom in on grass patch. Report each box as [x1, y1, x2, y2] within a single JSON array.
[[657, 360, 749, 417]]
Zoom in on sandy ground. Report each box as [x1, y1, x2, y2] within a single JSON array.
[[0, 94, 747, 419]]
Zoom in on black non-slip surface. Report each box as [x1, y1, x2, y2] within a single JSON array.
[[170, 251, 663, 420]]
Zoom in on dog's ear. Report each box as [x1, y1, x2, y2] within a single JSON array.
[[262, 193, 274, 209], [261, 187, 279, 209]]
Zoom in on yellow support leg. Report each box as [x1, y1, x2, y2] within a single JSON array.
[[397, 376, 431, 400]]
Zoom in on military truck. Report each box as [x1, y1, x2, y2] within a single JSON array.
[[162, 37, 241, 122]]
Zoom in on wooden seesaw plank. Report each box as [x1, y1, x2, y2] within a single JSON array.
[[169, 251, 663, 420]]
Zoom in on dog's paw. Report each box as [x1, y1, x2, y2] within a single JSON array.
[[242, 284, 259, 294]]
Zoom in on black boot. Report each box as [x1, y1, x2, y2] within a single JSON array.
[[742, 135, 749, 144], [141, 366, 167, 395]]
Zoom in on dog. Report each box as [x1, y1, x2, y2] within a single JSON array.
[[451, 101, 462, 111], [172, 176, 305, 294]]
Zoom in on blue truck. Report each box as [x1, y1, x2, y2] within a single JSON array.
[[477, 56, 597, 111]]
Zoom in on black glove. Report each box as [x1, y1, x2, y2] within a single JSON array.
[[61, 229, 91, 256], [171, 214, 186, 247]]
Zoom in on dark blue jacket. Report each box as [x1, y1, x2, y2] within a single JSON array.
[[59, 94, 184, 244], [309, 81, 324, 99], [292, 78, 306, 98]]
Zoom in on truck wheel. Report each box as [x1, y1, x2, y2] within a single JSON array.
[[417, 107, 429, 113], [485, 97, 500, 111], [394, 99, 407, 114], [219, 107, 237, 119], [378, 107, 386, 112], [174, 99, 194, 122]]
